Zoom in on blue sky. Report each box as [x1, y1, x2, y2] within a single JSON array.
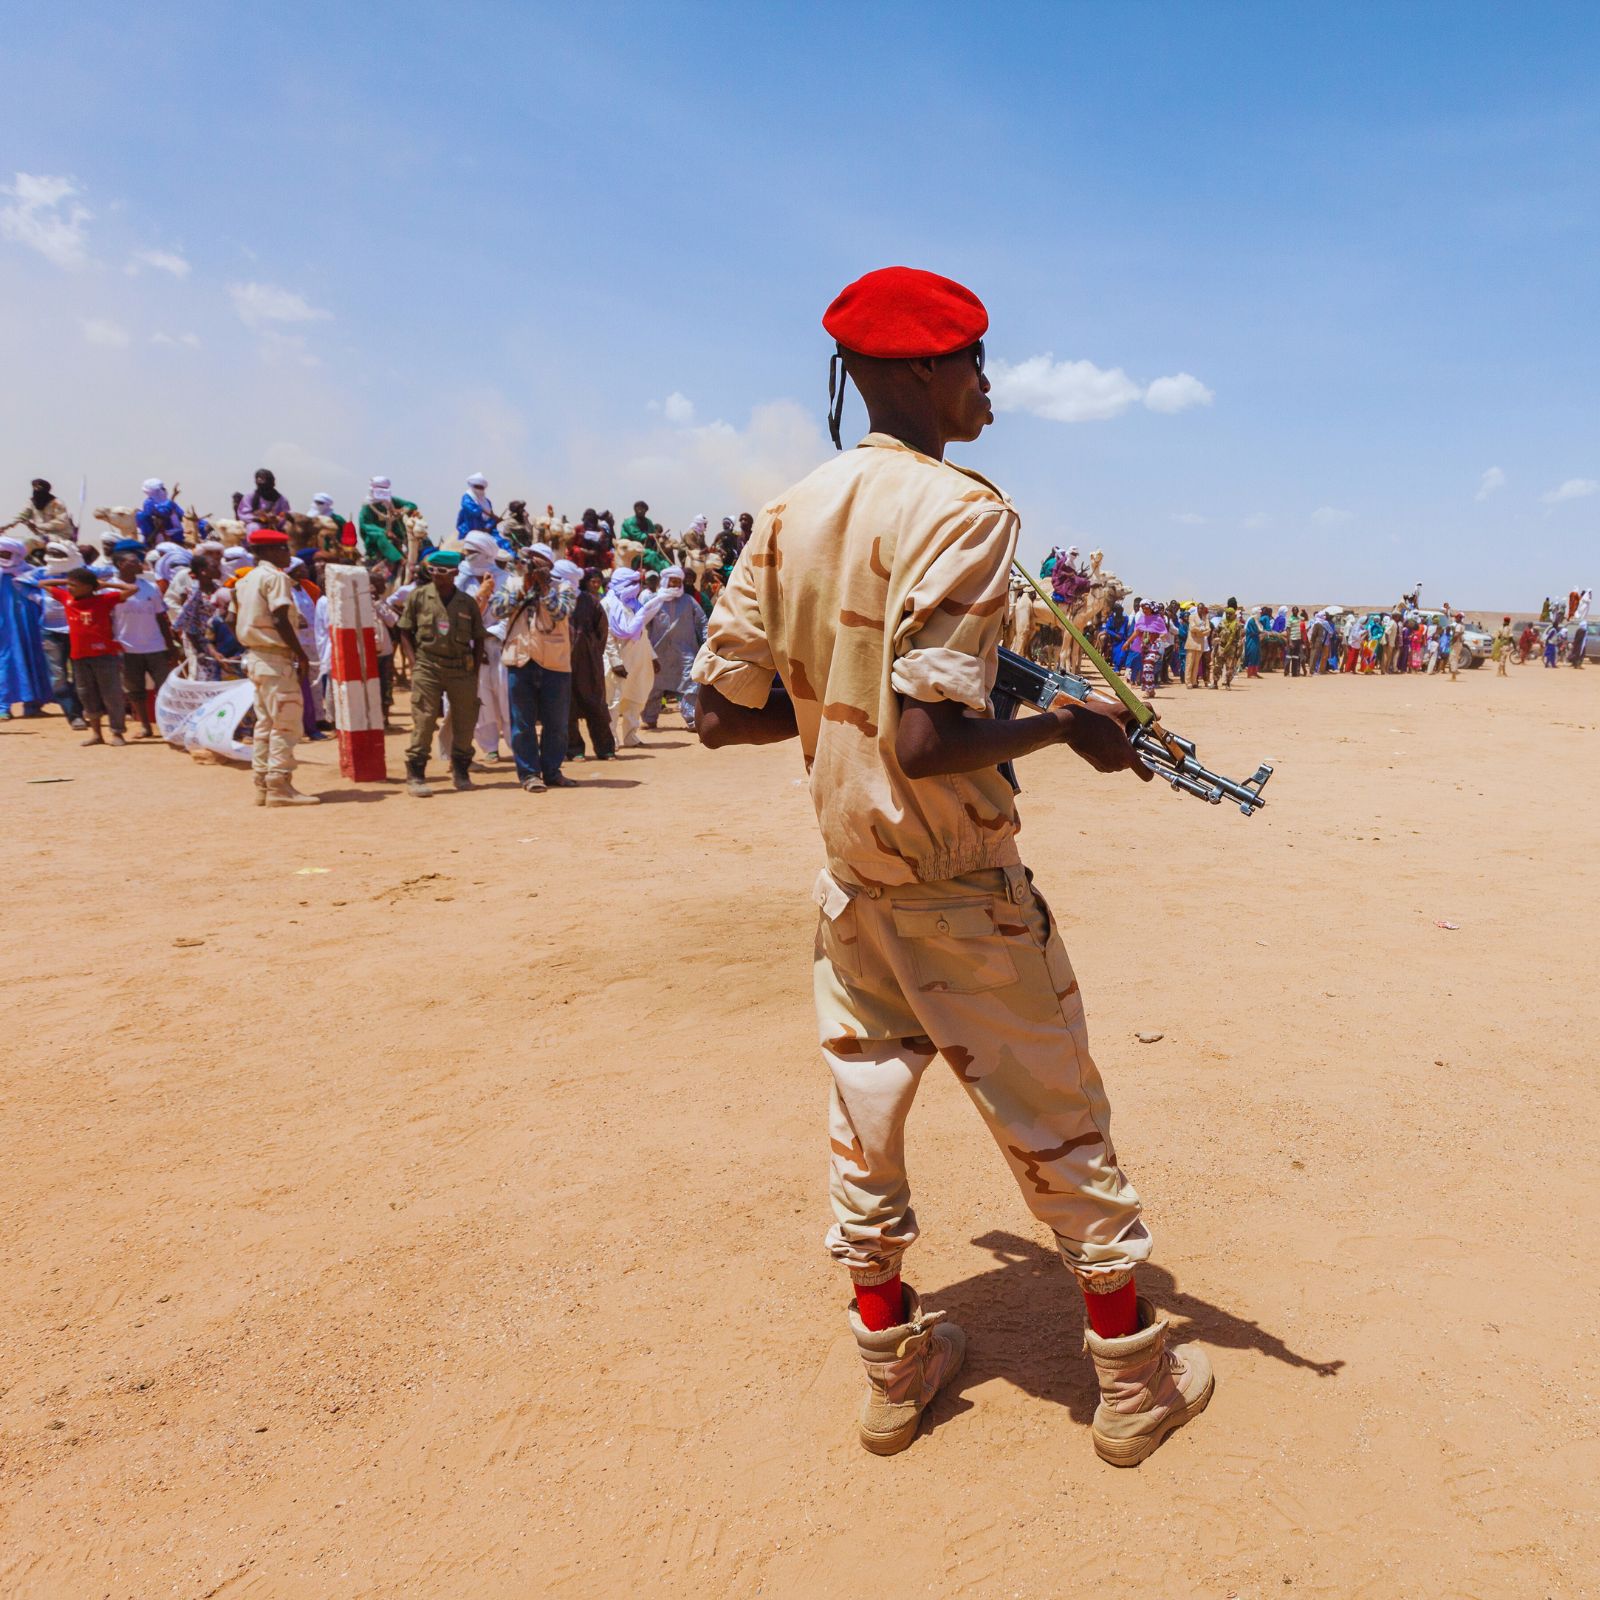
[[2, 0, 1596, 605]]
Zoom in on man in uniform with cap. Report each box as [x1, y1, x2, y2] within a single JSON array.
[[233, 528, 319, 806], [395, 549, 487, 797], [693, 266, 1212, 1465]]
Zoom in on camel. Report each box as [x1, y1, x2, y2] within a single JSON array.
[[1009, 551, 1129, 673], [93, 506, 139, 539], [399, 510, 431, 582]]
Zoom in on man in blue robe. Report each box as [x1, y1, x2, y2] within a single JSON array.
[[0, 537, 52, 717]]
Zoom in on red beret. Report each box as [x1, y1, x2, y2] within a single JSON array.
[[246, 529, 290, 546], [823, 266, 988, 359]]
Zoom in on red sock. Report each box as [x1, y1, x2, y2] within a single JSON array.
[[1082, 1279, 1139, 1338], [855, 1275, 904, 1332]]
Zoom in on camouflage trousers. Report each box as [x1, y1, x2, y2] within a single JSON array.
[[813, 863, 1151, 1290]]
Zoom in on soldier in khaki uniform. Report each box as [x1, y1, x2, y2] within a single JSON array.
[[694, 267, 1213, 1465], [395, 549, 486, 796], [234, 528, 319, 807]]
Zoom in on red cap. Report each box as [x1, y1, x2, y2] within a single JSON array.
[[247, 529, 290, 546], [823, 266, 988, 359]]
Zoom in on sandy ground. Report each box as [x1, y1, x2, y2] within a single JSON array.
[[2, 660, 1597, 1600]]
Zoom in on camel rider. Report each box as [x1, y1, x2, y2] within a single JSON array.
[[239, 468, 291, 533], [136, 479, 184, 548], [693, 265, 1212, 1465], [501, 500, 536, 549], [457, 473, 503, 543], [621, 500, 670, 572], [358, 476, 418, 566], [306, 493, 350, 559], [9, 479, 76, 553]]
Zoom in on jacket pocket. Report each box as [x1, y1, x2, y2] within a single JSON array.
[[892, 900, 1019, 995]]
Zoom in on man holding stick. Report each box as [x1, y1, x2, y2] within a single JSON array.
[[693, 267, 1213, 1464]]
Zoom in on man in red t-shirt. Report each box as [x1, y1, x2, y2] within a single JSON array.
[[45, 567, 132, 745]]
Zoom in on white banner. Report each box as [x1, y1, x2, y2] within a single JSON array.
[[154, 669, 256, 762]]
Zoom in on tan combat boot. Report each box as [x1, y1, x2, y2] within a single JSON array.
[[849, 1286, 966, 1456], [1084, 1297, 1214, 1467], [264, 775, 320, 807], [253, 772, 268, 806]]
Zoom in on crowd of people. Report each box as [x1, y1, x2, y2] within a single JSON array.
[[1035, 551, 1591, 693], [0, 471, 754, 804], [3, 471, 1590, 808]]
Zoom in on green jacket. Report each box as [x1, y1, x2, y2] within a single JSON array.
[[358, 498, 417, 564], [395, 581, 486, 673]]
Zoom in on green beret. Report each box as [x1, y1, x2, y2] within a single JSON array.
[[426, 550, 464, 570]]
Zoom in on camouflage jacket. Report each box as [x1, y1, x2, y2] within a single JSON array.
[[694, 433, 1022, 888]]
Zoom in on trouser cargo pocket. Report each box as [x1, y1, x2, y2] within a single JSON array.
[[892, 900, 1018, 994]]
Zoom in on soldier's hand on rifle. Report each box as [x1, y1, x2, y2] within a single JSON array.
[[1054, 695, 1152, 780]]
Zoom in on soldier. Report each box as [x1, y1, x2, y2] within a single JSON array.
[[233, 529, 319, 806], [1209, 600, 1243, 688], [395, 549, 486, 797], [693, 266, 1212, 1465]]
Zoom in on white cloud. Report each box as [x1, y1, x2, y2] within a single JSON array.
[[1170, 512, 1207, 526], [81, 318, 130, 348], [0, 172, 92, 270], [228, 280, 331, 328], [127, 248, 191, 279], [1311, 506, 1353, 527], [1474, 466, 1505, 501], [585, 398, 828, 523], [661, 391, 696, 426], [989, 354, 1214, 423], [151, 331, 202, 348], [1540, 477, 1597, 505], [1144, 372, 1214, 414], [989, 355, 1144, 421]]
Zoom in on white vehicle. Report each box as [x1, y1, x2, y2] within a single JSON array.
[[1415, 609, 1491, 666]]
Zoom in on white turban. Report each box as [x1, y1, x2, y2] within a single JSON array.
[[461, 530, 500, 575], [466, 472, 488, 489], [690, 514, 707, 534], [43, 539, 78, 575], [552, 559, 583, 586], [311, 493, 334, 514], [530, 541, 555, 563], [661, 565, 685, 587], [142, 478, 166, 497], [369, 476, 392, 502], [0, 537, 29, 575], [222, 545, 251, 575]]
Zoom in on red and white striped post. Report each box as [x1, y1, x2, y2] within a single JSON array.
[[326, 564, 387, 781]]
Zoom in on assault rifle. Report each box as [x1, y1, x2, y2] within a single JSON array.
[[997, 562, 1272, 817], [993, 647, 1271, 814]]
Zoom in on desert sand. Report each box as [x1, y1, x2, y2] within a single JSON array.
[[2, 662, 1596, 1599]]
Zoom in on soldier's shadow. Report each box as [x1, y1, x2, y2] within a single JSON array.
[[920, 1230, 1344, 1432]]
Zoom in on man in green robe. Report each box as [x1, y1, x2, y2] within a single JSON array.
[[358, 475, 418, 566]]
